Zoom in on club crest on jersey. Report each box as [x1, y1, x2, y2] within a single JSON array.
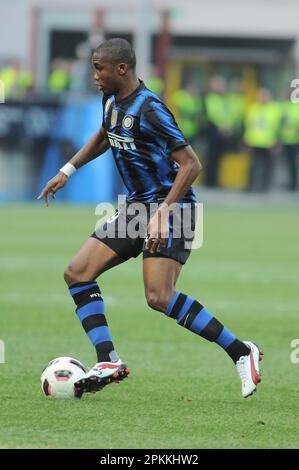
[[111, 109, 118, 127], [107, 131, 136, 150], [122, 115, 134, 129]]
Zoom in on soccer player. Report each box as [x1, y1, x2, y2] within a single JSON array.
[[38, 38, 263, 398]]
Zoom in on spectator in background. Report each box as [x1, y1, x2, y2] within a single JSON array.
[[16, 67, 33, 98], [0, 61, 33, 100], [226, 77, 245, 152], [204, 75, 228, 187], [0, 62, 18, 98], [146, 65, 164, 98], [48, 58, 71, 94], [280, 94, 299, 191], [172, 83, 202, 148], [244, 88, 281, 192]]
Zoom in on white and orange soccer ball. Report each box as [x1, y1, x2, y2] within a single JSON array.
[[41, 357, 87, 399]]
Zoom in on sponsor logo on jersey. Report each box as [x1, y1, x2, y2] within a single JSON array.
[[122, 115, 134, 129], [111, 108, 118, 127], [107, 131, 136, 150]]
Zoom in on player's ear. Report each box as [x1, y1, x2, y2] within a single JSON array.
[[118, 63, 128, 76]]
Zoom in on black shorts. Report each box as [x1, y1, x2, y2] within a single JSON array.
[[91, 201, 197, 265]]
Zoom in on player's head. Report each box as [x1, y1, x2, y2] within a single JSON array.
[[92, 38, 136, 95]]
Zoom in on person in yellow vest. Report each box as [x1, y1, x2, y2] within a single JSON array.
[[204, 75, 228, 187], [0, 64, 18, 99], [17, 69, 33, 96], [172, 83, 202, 147], [280, 98, 299, 191], [48, 59, 71, 94], [0, 63, 33, 100], [226, 78, 245, 150], [146, 65, 164, 98], [244, 88, 281, 192], [146, 77, 164, 98]]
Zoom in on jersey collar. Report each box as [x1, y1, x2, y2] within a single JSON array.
[[114, 80, 145, 105]]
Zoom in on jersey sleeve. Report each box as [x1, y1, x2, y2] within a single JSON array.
[[140, 100, 189, 153]]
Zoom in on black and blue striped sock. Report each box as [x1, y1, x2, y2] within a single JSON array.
[[166, 292, 250, 363], [69, 281, 119, 363]]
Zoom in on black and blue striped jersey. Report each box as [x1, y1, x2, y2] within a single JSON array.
[[102, 81, 197, 203]]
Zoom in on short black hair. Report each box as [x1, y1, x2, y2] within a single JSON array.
[[93, 38, 136, 70]]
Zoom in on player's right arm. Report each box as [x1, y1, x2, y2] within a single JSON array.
[[37, 126, 110, 206]]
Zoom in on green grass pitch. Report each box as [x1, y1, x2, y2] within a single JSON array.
[[1, 202, 298, 449]]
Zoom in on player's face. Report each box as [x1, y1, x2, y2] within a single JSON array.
[[92, 53, 122, 95]]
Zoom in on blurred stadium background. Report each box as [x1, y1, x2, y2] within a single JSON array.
[[1, 0, 299, 450], [1, 0, 299, 200]]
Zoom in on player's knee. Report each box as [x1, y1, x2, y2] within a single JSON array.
[[64, 265, 84, 286], [146, 289, 171, 313]]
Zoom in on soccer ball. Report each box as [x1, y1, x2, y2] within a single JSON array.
[[41, 356, 87, 399]]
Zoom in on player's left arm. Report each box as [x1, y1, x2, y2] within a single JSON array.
[[146, 146, 202, 253], [141, 100, 202, 252], [163, 145, 202, 207]]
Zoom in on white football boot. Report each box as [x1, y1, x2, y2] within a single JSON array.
[[236, 341, 264, 398], [74, 359, 130, 398]]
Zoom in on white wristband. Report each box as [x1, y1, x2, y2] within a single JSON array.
[[59, 162, 77, 177]]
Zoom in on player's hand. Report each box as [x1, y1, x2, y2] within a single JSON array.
[[37, 172, 68, 206], [145, 206, 169, 253]]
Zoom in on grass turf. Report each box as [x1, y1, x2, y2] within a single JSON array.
[[0, 202, 298, 449]]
